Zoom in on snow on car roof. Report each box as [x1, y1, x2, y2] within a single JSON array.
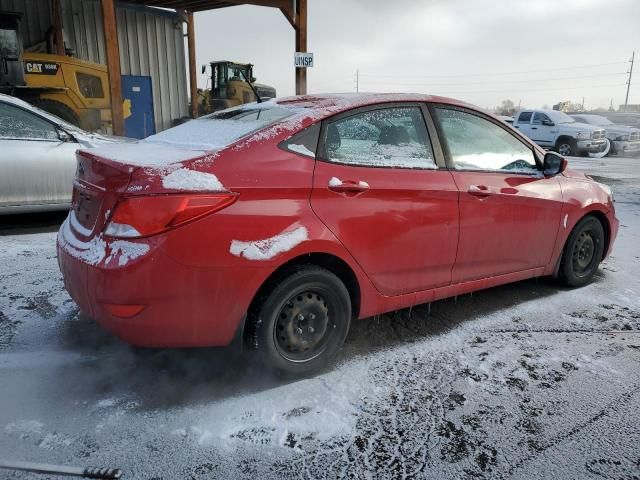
[[83, 93, 476, 169]]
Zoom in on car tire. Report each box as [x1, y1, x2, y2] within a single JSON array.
[[560, 215, 605, 287], [555, 138, 576, 157], [249, 266, 352, 376]]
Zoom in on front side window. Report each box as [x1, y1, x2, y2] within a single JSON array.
[[322, 107, 436, 169], [532, 112, 551, 125], [0, 102, 59, 140], [435, 108, 538, 174]]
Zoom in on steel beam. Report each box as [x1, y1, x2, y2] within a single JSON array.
[[186, 11, 198, 118], [101, 0, 125, 136]]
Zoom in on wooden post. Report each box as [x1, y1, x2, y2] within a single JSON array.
[[186, 11, 198, 118], [295, 0, 307, 95], [51, 0, 65, 56], [101, 0, 124, 136]]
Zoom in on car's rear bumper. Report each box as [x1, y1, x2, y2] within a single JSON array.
[[57, 232, 266, 348]]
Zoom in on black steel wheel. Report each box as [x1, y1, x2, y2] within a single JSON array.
[[250, 266, 351, 376], [561, 215, 605, 287]]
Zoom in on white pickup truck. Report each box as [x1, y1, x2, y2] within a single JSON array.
[[513, 109, 607, 157]]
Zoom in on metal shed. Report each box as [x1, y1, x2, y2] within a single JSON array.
[[0, 0, 188, 133]]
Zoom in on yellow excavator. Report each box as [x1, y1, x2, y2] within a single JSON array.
[[0, 11, 111, 132], [196, 61, 276, 115]]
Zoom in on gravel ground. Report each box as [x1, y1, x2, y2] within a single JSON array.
[[0, 156, 639, 479]]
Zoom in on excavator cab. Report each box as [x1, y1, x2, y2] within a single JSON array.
[[198, 60, 276, 114], [0, 12, 25, 91]]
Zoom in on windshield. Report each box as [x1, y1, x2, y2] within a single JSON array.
[[145, 104, 294, 150], [548, 111, 576, 124], [0, 28, 19, 58], [585, 115, 613, 125]]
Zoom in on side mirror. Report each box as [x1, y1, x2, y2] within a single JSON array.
[[542, 119, 555, 127], [201, 64, 206, 74], [543, 151, 567, 176], [250, 76, 257, 83], [57, 128, 74, 142]]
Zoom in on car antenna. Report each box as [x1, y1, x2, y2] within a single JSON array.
[[239, 69, 263, 103]]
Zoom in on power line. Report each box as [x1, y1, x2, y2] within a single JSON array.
[[397, 82, 627, 95], [359, 72, 627, 88], [358, 61, 629, 79]]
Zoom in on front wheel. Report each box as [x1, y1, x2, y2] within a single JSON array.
[[560, 215, 605, 287], [250, 266, 352, 376], [555, 138, 576, 157]]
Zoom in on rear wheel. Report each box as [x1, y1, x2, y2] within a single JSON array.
[[249, 266, 351, 376], [555, 138, 576, 157], [560, 215, 605, 287]]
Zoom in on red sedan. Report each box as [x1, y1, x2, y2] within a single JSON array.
[[57, 94, 618, 375]]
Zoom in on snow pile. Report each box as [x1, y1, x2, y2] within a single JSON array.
[[162, 168, 225, 192], [230, 226, 308, 261], [105, 240, 150, 267], [145, 119, 270, 151], [287, 143, 315, 157], [68, 211, 93, 237], [58, 213, 149, 266], [83, 143, 206, 168], [453, 152, 539, 173], [330, 139, 437, 169], [57, 215, 107, 266]]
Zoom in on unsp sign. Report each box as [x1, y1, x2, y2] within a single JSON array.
[[295, 52, 314, 68]]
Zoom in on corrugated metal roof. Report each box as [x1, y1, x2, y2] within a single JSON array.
[[122, 0, 286, 13]]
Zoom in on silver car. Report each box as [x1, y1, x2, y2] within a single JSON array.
[[0, 94, 125, 214], [570, 113, 640, 156]]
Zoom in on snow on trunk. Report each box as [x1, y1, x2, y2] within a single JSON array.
[[161, 168, 225, 192]]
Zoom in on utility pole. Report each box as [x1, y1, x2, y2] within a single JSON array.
[[356, 68, 359, 93], [624, 51, 634, 112]]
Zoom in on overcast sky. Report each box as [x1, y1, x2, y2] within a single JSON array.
[[191, 0, 639, 110]]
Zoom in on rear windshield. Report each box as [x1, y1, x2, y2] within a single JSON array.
[[144, 104, 294, 151]]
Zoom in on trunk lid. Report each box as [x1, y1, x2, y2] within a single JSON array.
[[71, 151, 135, 237], [70, 144, 209, 238]]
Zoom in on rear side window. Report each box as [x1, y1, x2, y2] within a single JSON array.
[[281, 123, 320, 158], [321, 106, 436, 169], [435, 108, 537, 174], [517, 112, 532, 124]]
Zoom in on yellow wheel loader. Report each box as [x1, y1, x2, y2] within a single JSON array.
[[197, 61, 276, 115], [1, 11, 111, 132]]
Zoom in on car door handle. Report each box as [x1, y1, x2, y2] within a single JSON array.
[[531, 127, 538, 130], [328, 178, 370, 194], [468, 184, 491, 195]]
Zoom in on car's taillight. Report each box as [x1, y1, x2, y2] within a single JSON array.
[[104, 194, 238, 238]]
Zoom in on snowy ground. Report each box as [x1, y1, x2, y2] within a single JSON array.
[[1, 156, 639, 479]]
